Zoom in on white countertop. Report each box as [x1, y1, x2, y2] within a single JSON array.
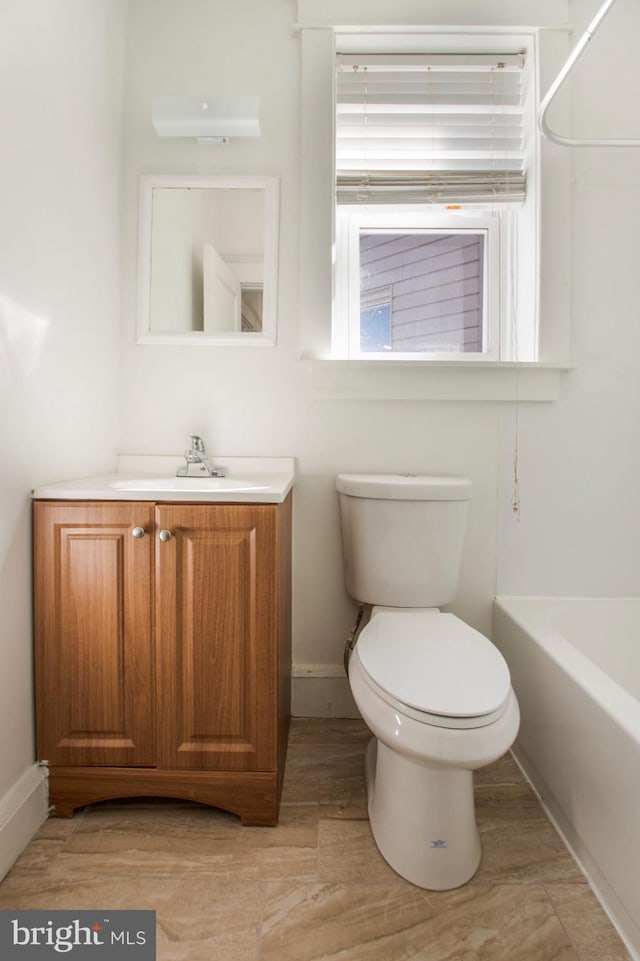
[[32, 455, 295, 505]]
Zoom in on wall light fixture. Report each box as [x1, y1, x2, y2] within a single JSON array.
[[151, 95, 261, 144]]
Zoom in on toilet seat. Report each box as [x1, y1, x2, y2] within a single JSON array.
[[355, 611, 512, 729]]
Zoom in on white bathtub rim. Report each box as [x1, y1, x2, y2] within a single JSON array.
[[494, 595, 640, 741]]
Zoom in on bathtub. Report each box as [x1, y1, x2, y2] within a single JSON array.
[[493, 596, 640, 960]]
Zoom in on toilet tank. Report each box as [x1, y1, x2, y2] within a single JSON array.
[[336, 474, 473, 608]]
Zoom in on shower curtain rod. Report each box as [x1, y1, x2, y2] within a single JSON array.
[[539, 0, 640, 147]]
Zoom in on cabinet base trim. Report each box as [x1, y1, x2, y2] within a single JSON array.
[[47, 767, 281, 826]]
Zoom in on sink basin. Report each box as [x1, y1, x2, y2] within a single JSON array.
[[32, 457, 295, 504], [109, 476, 270, 493]]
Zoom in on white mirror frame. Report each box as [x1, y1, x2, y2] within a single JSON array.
[[136, 173, 279, 346]]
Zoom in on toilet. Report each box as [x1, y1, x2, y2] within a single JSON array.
[[336, 473, 520, 891]]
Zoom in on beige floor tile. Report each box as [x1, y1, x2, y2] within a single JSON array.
[[474, 816, 582, 885], [545, 883, 632, 961], [282, 719, 370, 808], [317, 793, 368, 822], [318, 817, 403, 885], [153, 879, 265, 961], [473, 784, 583, 884], [287, 718, 369, 746], [0, 721, 632, 961], [474, 780, 546, 815], [258, 881, 581, 961], [5, 838, 67, 876], [52, 802, 319, 881], [33, 816, 82, 841], [474, 750, 523, 786], [0, 873, 265, 961], [0, 873, 177, 910]]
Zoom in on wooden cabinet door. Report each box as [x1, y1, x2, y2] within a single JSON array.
[[155, 504, 277, 772], [34, 501, 155, 767]]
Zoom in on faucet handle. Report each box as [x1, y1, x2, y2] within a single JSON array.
[[188, 434, 205, 453]]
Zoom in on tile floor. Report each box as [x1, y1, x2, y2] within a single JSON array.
[[0, 718, 632, 960]]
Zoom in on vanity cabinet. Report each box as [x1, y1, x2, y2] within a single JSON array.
[[33, 496, 292, 824]]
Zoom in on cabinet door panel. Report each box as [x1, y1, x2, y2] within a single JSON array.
[[156, 505, 277, 771], [34, 502, 155, 767]]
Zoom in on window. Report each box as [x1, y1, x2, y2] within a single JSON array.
[[333, 41, 537, 362], [336, 208, 500, 359], [361, 230, 484, 354], [360, 288, 391, 351]]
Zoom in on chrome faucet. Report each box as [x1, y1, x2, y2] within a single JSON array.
[[176, 434, 225, 478]]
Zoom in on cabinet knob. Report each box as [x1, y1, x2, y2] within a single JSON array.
[[159, 529, 173, 542], [131, 526, 146, 539]]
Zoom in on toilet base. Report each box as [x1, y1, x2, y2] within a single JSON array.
[[366, 737, 481, 890]]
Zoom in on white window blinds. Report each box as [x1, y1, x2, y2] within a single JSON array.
[[336, 53, 527, 205]]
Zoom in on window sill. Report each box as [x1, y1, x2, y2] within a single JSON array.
[[302, 359, 572, 401]]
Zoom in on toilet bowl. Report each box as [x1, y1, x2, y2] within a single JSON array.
[[349, 607, 520, 890], [336, 473, 520, 890]]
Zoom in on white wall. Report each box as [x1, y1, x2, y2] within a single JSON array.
[[119, 0, 560, 714], [0, 0, 127, 870], [497, 0, 640, 597]]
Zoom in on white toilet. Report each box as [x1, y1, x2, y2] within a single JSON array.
[[336, 473, 520, 891]]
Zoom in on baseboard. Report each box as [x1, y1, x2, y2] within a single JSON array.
[[291, 664, 361, 718], [0, 764, 49, 882]]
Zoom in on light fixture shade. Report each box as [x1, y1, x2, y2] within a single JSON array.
[[151, 96, 261, 141]]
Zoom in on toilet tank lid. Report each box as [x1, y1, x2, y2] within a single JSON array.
[[336, 473, 472, 501]]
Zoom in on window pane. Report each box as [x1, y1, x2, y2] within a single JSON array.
[[359, 232, 484, 353], [360, 302, 391, 352]]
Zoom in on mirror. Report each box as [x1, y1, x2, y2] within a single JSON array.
[[137, 174, 279, 346]]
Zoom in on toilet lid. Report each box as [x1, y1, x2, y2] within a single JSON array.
[[357, 612, 511, 718]]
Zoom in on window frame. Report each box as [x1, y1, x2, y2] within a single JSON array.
[[335, 205, 501, 361], [298, 23, 571, 400], [332, 34, 536, 365]]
